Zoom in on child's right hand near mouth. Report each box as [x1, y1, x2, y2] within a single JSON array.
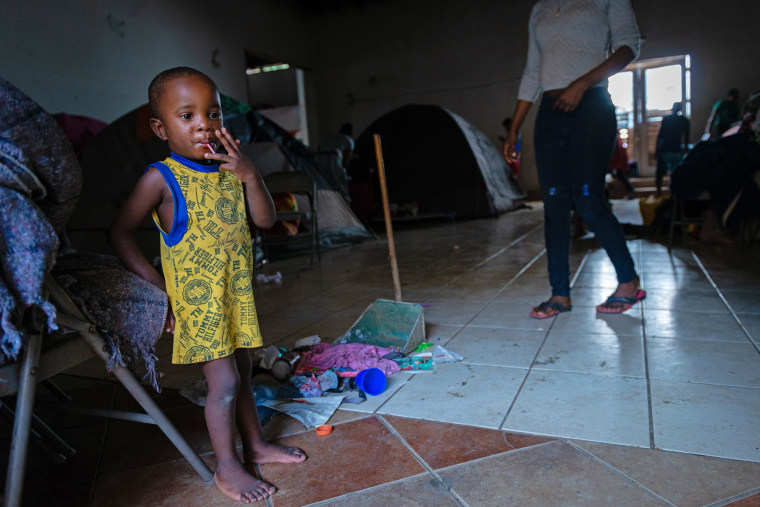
[[204, 127, 260, 184]]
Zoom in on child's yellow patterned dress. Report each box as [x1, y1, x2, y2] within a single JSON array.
[[150, 153, 262, 364]]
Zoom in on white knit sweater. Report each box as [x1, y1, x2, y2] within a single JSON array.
[[517, 0, 641, 102]]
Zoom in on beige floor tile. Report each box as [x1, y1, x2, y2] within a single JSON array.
[[572, 440, 760, 507], [311, 473, 460, 507], [437, 440, 667, 506]]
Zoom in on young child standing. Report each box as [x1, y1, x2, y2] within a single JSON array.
[[110, 67, 305, 503]]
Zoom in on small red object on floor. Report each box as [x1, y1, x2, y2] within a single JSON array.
[[316, 425, 333, 436]]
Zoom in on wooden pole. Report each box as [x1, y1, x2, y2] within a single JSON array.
[[373, 134, 403, 302]]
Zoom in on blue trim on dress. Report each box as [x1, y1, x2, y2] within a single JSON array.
[[148, 162, 188, 247], [170, 152, 219, 173]]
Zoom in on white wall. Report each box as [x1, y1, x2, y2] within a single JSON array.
[[0, 0, 314, 122]]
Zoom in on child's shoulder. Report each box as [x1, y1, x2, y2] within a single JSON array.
[[136, 160, 174, 194]]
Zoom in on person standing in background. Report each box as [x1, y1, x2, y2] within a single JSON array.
[[503, 0, 645, 318], [655, 102, 690, 196]]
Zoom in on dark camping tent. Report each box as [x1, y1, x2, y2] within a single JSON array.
[[69, 95, 370, 260], [350, 104, 525, 220]]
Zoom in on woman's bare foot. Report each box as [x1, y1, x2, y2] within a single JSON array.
[[530, 295, 571, 318], [214, 461, 275, 503], [244, 442, 307, 465], [596, 278, 642, 312]]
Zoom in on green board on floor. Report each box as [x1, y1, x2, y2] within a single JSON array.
[[337, 299, 425, 354]]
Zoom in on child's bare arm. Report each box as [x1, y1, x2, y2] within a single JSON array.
[[205, 127, 276, 229], [109, 168, 168, 290]]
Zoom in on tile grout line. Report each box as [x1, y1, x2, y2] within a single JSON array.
[[431, 439, 558, 473], [425, 223, 545, 301], [376, 415, 470, 506], [568, 248, 591, 288], [365, 374, 413, 415], [370, 236, 548, 424], [565, 439, 677, 506], [301, 473, 437, 507], [690, 250, 760, 355], [705, 486, 760, 507], [497, 249, 591, 431], [273, 224, 546, 347], [473, 224, 544, 269], [639, 241, 657, 450]]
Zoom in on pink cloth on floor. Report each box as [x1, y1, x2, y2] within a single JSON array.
[[298, 343, 401, 376]]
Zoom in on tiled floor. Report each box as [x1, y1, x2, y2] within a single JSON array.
[[3, 200, 760, 506]]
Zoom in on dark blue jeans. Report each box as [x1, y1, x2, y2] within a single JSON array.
[[534, 87, 637, 297]]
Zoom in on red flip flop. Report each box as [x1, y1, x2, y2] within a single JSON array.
[[529, 301, 571, 319], [597, 289, 646, 314]]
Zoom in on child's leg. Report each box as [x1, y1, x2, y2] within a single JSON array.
[[234, 348, 307, 464], [201, 355, 275, 503]]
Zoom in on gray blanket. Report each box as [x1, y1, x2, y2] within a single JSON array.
[[1, 76, 166, 390], [0, 137, 59, 360]]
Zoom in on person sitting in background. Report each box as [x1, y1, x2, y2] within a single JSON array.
[[704, 88, 740, 140], [656, 102, 690, 196], [316, 122, 354, 202]]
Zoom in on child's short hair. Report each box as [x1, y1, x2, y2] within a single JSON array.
[[148, 67, 218, 118]]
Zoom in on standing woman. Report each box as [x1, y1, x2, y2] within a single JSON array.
[[504, 0, 646, 318]]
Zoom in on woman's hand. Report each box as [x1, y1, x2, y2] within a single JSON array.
[[553, 78, 590, 112], [503, 134, 520, 164]]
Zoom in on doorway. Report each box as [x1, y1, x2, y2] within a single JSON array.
[[608, 55, 691, 177], [245, 53, 311, 145]]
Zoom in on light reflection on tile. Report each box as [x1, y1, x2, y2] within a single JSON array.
[[535, 332, 644, 377], [572, 270, 621, 289], [643, 287, 728, 312], [378, 363, 527, 428], [550, 308, 644, 336], [504, 370, 650, 447], [647, 337, 760, 387], [446, 326, 546, 368], [469, 302, 556, 331], [645, 309, 748, 341]]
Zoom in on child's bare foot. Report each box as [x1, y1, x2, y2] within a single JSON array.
[[244, 442, 307, 465], [214, 461, 275, 503]]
